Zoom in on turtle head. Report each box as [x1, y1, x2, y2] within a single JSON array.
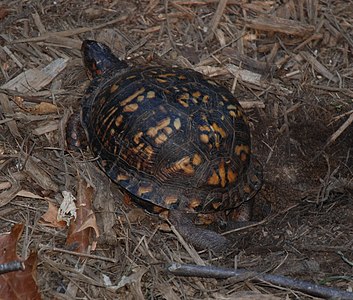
[[81, 40, 128, 78]]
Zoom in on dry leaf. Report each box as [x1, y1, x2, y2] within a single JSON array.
[[28, 102, 58, 115], [0, 224, 41, 300], [57, 191, 77, 225], [39, 201, 66, 228], [1, 58, 69, 93], [114, 266, 147, 291], [66, 179, 99, 253], [16, 190, 46, 200]]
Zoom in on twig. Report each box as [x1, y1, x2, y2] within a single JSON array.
[[0, 260, 25, 274], [222, 204, 299, 236], [10, 15, 129, 44], [205, 0, 228, 42], [39, 245, 117, 263], [325, 112, 353, 148], [166, 263, 353, 300]]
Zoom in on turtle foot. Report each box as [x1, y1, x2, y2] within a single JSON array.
[[169, 210, 231, 253]]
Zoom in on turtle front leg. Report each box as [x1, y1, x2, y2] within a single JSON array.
[[168, 210, 231, 253], [66, 113, 87, 151]]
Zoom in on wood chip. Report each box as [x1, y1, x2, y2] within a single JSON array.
[[1, 46, 23, 68], [45, 36, 82, 49], [300, 51, 338, 83], [1, 58, 69, 93], [0, 93, 21, 139], [32, 11, 46, 34], [226, 64, 263, 86], [11, 15, 129, 44], [24, 157, 59, 192], [32, 120, 59, 136], [205, 0, 228, 41], [325, 112, 353, 148], [245, 16, 315, 36]]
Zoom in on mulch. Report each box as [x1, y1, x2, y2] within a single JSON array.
[[0, 0, 352, 299]]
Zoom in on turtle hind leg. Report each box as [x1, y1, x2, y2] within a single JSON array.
[[169, 210, 231, 253], [66, 113, 87, 151]]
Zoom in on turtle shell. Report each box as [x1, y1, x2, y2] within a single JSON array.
[[81, 65, 262, 213]]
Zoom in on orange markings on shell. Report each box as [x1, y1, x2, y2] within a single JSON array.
[[146, 91, 155, 99], [159, 73, 176, 78], [192, 153, 202, 165], [133, 131, 143, 144], [221, 95, 229, 102], [229, 111, 237, 117], [115, 115, 123, 127], [120, 87, 145, 106], [123, 103, 139, 112], [212, 201, 222, 210], [173, 118, 181, 130], [227, 168, 238, 183], [211, 123, 227, 138], [177, 93, 190, 108], [103, 107, 118, 125], [110, 128, 115, 136], [178, 100, 188, 108], [199, 125, 210, 132], [189, 198, 201, 209], [147, 118, 171, 137], [200, 134, 209, 143], [192, 91, 201, 98], [164, 195, 178, 205], [137, 185, 153, 196], [219, 161, 226, 187], [207, 170, 219, 185], [177, 157, 194, 175], [227, 104, 238, 111], [144, 145, 154, 159], [131, 142, 144, 154], [116, 174, 129, 181], [163, 126, 173, 135], [235, 144, 250, 156], [155, 133, 168, 145], [110, 84, 119, 93], [202, 95, 209, 103], [179, 93, 189, 100], [165, 156, 195, 175]]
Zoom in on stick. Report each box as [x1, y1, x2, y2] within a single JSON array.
[[166, 263, 353, 300], [0, 260, 25, 274]]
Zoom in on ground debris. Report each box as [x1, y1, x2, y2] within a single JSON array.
[[0, 1, 352, 299]]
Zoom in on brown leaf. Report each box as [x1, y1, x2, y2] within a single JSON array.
[[66, 179, 99, 253], [0, 224, 41, 300], [39, 201, 67, 228], [28, 102, 58, 115]]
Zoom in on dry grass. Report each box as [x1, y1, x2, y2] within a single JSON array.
[[0, 0, 352, 299]]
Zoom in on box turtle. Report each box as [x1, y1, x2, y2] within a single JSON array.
[[67, 40, 263, 252]]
